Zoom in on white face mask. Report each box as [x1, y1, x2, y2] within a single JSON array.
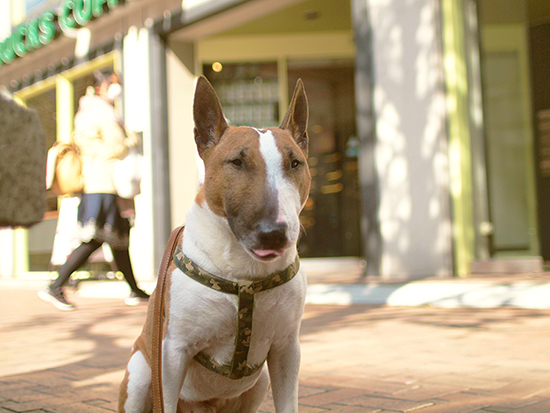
[[106, 83, 122, 101]]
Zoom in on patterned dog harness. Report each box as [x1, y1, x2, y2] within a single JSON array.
[[173, 245, 300, 380]]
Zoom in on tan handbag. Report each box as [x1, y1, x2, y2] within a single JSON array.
[[46, 138, 84, 196]]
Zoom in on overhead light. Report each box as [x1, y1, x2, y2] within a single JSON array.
[[212, 62, 223, 72]]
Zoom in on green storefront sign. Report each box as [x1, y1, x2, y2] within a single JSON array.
[[0, 0, 125, 66]]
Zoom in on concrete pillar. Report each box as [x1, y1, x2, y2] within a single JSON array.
[[148, 26, 172, 271], [356, 0, 453, 278], [122, 26, 156, 281]]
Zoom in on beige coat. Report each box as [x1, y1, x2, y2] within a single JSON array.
[[72, 95, 139, 194]]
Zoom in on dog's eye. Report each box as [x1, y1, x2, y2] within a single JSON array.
[[231, 158, 243, 168], [291, 159, 302, 169]]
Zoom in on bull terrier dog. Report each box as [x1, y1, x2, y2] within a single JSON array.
[[119, 75, 311, 412]]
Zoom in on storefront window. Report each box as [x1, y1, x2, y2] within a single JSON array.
[[24, 86, 57, 270], [25, 87, 57, 213], [202, 62, 279, 128], [18, 63, 113, 272]]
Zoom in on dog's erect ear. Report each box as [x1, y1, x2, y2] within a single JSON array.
[[193, 75, 229, 158], [280, 78, 309, 154]]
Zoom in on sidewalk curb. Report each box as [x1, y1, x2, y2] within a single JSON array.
[[305, 280, 550, 309], [3, 277, 550, 309]]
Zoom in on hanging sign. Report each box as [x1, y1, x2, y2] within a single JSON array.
[[0, 0, 126, 66]]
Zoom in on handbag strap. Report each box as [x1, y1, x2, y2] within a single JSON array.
[[152, 225, 185, 413]]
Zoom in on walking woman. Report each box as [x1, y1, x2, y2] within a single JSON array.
[[39, 72, 149, 311]]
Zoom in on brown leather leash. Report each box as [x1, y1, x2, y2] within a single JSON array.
[[152, 225, 185, 413]]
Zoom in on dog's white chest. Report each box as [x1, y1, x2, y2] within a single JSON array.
[[165, 264, 306, 400]]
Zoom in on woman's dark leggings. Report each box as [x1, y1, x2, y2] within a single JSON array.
[[51, 240, 139, 292]]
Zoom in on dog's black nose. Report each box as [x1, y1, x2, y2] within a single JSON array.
[[257, 222, 288, 250]]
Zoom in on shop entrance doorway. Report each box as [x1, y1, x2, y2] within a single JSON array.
[[477, 0, 540, 259], [203, 59, 361, 258], [288, 60, 361, 257]]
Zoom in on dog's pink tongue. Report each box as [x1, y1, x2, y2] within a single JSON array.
[[253, 249, 282, 258]]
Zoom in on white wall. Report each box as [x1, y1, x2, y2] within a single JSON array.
[[368, 0, 453, 278], [166, 42, 200, 228]]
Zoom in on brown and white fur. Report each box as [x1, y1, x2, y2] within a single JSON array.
[[118, 76, 311, 412]]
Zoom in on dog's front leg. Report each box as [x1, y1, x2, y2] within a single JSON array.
[[162, 338, 191, 412], [267, 334, 301, 413]]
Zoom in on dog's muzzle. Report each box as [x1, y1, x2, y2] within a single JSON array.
[[251, 222, 289, 260]]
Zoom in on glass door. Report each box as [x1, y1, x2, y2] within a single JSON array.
[[288, 60, 361, 257], [478, 0, 539, 257]]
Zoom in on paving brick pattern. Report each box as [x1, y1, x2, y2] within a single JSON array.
[[2, 285, 550, 412]]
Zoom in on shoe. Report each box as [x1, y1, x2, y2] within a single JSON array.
[[38, 286, 75, 311], [124, 289, 150, 306]]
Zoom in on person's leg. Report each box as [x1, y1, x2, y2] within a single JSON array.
[[39, 240, 102, 310], [51, 240, 102, 289], [111, 248, 149, 304]]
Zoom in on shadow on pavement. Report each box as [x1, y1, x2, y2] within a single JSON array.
[[0, 291, 146, 411], [300, 303, 550, 336], [3, 288, 550, 412]]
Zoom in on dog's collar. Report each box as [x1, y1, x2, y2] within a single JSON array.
[[173, 245, 300, 295], [173, 244, 300, 380]]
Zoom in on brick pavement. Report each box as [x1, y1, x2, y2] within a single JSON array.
[[2, 283, 550, 412]]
